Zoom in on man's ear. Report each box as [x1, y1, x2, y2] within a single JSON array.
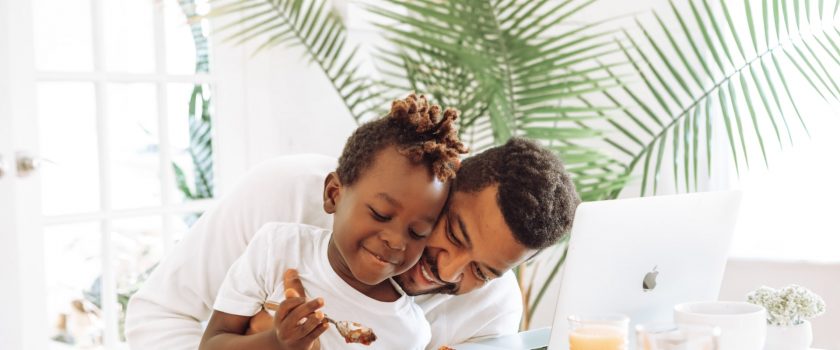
[[323, 172, 342, 214]]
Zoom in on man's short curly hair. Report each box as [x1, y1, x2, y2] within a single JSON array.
[[337, 93, 468, 186], [454, 137, 580, 249]]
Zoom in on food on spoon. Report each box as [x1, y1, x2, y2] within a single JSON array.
[[334, 320, 377, 345]]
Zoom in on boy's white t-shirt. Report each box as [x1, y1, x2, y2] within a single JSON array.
[[214, 222, 431, 350]]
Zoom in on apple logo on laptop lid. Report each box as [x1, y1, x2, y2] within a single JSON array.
[[643, 266, 658, 292]]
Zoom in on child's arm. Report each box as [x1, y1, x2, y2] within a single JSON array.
[[199, 289, 328, 350], [200, 310, 280, 350]]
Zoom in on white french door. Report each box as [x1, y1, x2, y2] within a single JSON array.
[[1, 0, 229, 348]]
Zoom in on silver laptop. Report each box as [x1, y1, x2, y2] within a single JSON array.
[[546, 191, 742, 350]]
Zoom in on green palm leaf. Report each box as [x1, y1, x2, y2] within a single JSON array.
[[175, 0, 214, 201], [369, 0, 630, 203], [210, 0, 380, 123], [608, 0, 840, 196]]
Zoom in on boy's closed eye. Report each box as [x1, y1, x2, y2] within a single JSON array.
[[368, 205, 428, 240], [368, 205, 391, 222]]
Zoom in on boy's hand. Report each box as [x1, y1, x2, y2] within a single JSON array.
[[245, 269, 316, 336], [271, 269, 328, 350]]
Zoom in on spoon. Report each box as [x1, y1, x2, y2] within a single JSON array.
[[264, 301, 377, 345], [324, 316, 377, 345]]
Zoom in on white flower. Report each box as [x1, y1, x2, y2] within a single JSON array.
[[747, 284, 826, 326]]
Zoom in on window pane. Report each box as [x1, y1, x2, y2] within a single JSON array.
[[111, 216, 164, 343], [102, 0, 155, 73], [168, 83, 214, 202], [38, 83, 101, 216], [165, 1, 198, 74], [44, 222, 104, 348], [32, 0, 94, 71], [106, 83, 161, 209]]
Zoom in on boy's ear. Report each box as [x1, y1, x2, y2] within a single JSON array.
[[323, 172, 342, 214]]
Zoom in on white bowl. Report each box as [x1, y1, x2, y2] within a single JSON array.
[[674, 301, 766, 350]]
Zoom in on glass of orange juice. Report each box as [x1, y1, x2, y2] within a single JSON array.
[[568, 314, 629, 350]]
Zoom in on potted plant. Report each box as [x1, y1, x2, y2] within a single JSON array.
[[747, 284, 826, 350]]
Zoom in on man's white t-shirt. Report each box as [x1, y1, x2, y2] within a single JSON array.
[[214, 222, 431, 350], [125, 155, 522, 350]]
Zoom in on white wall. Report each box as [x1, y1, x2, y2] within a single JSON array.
[[211, 1, 384, 191], [212, 34, 357, 191], [238, 48, 357, 162]]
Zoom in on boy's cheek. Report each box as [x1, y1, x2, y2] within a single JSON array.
[[402, 245, 426, 269]]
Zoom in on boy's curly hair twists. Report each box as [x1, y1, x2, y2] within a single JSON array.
[[337, 93, 468, 185]]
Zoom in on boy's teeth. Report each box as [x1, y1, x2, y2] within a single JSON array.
[[373, 252, 394, 265]]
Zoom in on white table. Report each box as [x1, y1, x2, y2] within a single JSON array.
[[453, 328, 549, 350], [452, 327, 825, 350]]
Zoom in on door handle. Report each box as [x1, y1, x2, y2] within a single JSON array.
[[0, 155, 6, 179], [16, 153, 41, 177]]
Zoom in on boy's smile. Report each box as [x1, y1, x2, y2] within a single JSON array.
[[324, 145, 449, 298], [360, 244, 402, 267]]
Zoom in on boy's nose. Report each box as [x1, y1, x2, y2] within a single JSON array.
[[380, 230, 406, 251]]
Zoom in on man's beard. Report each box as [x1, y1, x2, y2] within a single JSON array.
[[394, 251, 458, 296]]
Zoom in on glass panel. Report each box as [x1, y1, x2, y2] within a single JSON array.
[[102, 0, 155, 73], [106, 83, 161, 209], [164, 0, 203, 74], [44, 222, 104, 348], [111, 216, 164, 343], [32, 0, 94, 71], [168, 83, 214, 202], [38, 83, 101, 216]]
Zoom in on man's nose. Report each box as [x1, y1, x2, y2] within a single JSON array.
[[438, 252, 469, 283]]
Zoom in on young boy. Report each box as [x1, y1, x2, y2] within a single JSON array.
[[199, 94, 468, 350]]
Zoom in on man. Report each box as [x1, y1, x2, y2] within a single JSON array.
[[126, 138, 579, 349]]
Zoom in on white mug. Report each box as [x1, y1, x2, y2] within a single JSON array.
[[674, 301, 766, 350]]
